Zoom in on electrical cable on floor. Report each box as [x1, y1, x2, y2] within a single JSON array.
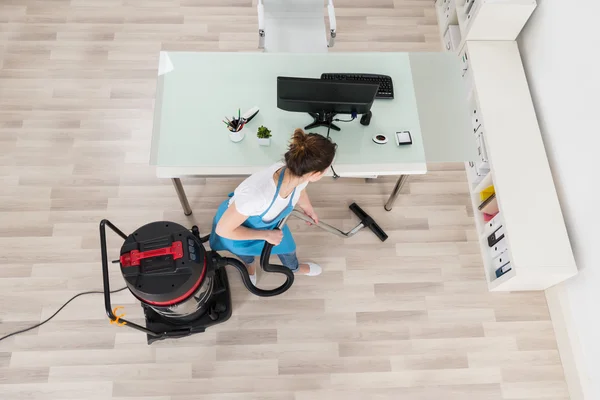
[[0, 286, 128, 342]]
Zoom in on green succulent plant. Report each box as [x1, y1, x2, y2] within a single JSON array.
[[257, 125, 272, 139]]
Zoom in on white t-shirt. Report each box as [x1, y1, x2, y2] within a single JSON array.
[[229, 162, 308, 222]]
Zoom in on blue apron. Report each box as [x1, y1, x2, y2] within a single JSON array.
[[209, 167, 297, 256]]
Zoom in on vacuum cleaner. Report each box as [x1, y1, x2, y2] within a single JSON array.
[[100, 203, 386, 344]]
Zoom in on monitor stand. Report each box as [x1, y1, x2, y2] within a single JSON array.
[[305, 112, 340, 131]]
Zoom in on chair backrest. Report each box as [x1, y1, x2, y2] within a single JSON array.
[[263, 0, 325, 14], [260, 0, 329, 53]]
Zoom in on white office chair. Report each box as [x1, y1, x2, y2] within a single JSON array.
[[258, 0, 337, 53]]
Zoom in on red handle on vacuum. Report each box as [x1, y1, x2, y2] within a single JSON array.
[[120, 241, 184, 267]]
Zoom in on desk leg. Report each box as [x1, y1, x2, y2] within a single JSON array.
[[172, 178, 192, 216], [384, 175, 409, 211]]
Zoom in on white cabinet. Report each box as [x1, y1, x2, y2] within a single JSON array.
[[461, 41, 577, 291]]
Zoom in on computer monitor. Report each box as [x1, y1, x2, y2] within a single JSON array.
[[277, 76, 379, 131]]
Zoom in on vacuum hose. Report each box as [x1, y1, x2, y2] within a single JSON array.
[[221, 255, 294, 297], [206, 230, 295, 298]]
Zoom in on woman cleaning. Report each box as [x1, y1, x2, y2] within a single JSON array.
[[209, 128, 336, 283]]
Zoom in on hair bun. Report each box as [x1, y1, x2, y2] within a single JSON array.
[[284, 129, 337, 176], [292, 128, 307, 152]]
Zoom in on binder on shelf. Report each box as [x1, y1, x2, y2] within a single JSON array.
[[470, 130, 490, 175], [467, 161, 486, 185], [474, 159, 490, 176], [479, 185, 494, 202], [487, 225, 505, 247], [466, 0, 478, 24], [476, 133, 489, 170], [465, 0, 475, 14], [443, 27, 453, 51], [489, 237, 507, 259], [478, 193, 498, 215], [443, 25, 461, 51], [483, 212, 497, 222], [495, 262, 512, 279]]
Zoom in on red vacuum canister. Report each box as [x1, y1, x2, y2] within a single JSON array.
[[118, 221, 214, 322]]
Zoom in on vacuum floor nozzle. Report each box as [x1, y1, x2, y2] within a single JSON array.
[[349, 202, 388, 242]]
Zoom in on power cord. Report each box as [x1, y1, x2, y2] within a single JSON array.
[[334, 111, 358, 123], [0, 286, 128, 342], [326, 122, 340, 179]]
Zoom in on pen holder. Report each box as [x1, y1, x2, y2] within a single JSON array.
[[229, 130, 245, 143], [226, 118, 245, 143]]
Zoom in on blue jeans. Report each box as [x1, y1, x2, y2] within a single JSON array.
[[235, 252, 299, 272]]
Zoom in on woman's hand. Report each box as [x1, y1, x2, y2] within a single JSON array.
[[263, 230, 284, 245], [302, 205, 319, 225], [297, 190, 318, 225]]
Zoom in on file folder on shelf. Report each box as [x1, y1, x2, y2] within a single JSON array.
[[478, 193, 498, 215], [476, 133, 489, 170], [465, 0, 475, 14], [487, 225, 505, 247], [480, 185, 495, 202], [467, 161, 486, 185], [495, 263, 512, 279]]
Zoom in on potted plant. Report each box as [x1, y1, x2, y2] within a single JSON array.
[[257, 125, 272, 146]]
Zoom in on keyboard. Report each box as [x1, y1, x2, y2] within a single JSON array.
[[320, 73, 394, 99]]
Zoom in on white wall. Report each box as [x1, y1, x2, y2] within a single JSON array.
[[518, 0, 599, 399]]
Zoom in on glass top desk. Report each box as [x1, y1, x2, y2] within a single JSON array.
[[151, 52, 473, 215]]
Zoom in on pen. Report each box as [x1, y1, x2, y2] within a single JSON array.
[[238, 109, 240, 121]]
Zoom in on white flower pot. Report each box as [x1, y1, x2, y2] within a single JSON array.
[[229, 130, 245, 143], [257, 137, 271, 146]]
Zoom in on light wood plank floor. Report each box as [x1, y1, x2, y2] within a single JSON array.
[[0, 1, 568, 399]]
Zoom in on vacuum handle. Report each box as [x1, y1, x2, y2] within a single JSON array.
[[99, 220, 164, 337]]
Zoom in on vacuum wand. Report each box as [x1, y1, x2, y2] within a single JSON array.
[[290, 203, 388, 242]]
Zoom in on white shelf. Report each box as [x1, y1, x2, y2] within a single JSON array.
[[463, 41, 577, 291], [435, 0, 537, 53], [460, 0, 537, 42]]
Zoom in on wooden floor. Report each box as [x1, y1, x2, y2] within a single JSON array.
[[0, 1, 568, 399]]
